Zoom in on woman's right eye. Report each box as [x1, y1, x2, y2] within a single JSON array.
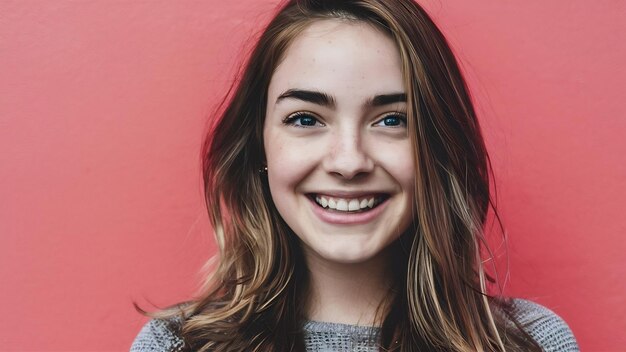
[[283, 112, 324, 128]]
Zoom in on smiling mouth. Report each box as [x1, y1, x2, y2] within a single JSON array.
[[308, 194, 389, 213]]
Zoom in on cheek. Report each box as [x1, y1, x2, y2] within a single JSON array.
[[264, 135, 318, 200], [264, 138, 319, 236], [396, 157, 416, 192], [373, 140, 415, 190]]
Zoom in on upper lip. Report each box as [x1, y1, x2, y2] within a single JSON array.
[[306, 190, 390, 198]]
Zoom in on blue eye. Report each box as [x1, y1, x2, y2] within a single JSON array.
[[283, 112, 324, 127], [374, 113, 407, 127]]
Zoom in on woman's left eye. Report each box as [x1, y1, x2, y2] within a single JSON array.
[[373, 113, 407, 127]]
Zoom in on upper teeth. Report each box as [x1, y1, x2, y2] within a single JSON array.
[[315, 195, 377, 212]]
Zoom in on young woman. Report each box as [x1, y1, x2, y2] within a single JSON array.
[[132, 0, 578, 351]]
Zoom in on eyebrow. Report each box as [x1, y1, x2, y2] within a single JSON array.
[[276, 89, 336, 108], [275, 89, 406, 108], [367, 93, 407, 107]]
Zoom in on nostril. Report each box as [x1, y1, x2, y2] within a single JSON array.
[[331, 170, 371, 181], [323, 139, 374, 178], [325, 159, 375, 180]]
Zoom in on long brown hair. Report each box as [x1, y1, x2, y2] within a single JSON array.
[[151, 1, 542, 351]]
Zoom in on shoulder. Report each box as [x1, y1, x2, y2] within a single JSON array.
[[509, 298, 579, 352], [130, 318, 185, 352]]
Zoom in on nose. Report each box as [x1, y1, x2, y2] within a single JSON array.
[[322, 128, 374, 180]]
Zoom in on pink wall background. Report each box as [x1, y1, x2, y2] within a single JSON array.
[[1, 1, 624, 350]]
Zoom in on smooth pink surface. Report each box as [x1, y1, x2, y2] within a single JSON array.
[[1, 1, 623, 350]]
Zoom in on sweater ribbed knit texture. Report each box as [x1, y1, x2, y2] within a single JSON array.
[[130, 299, 578, 351]]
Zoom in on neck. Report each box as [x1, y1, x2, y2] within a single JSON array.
[[303, 246, 396, 327]]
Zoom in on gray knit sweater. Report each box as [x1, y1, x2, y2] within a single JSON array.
[[130, 299, 578, 351]]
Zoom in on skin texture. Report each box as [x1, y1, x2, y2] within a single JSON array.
[[263, 20, 416, 324]]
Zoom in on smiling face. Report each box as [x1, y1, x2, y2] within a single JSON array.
[[263, 19, 415, 265]]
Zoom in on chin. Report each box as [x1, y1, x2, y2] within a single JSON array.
[[307, 239, 387, 265]]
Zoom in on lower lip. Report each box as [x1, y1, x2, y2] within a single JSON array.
[[308, 197, 389, 225]]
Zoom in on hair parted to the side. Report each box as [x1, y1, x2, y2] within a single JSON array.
[[147, 1, 543, 351]]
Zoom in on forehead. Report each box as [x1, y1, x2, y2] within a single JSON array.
[[268, 19, 404, 102]]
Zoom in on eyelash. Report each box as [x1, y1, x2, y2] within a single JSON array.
[[282, 111, 324, 128], [282, 111, 408, 128], [374, 112, 407, 127]]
